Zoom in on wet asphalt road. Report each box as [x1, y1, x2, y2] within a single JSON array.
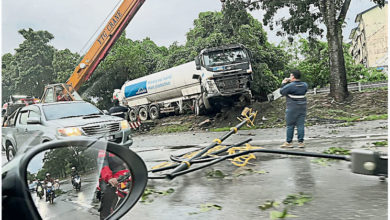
[[124, 120, 388, 220], [30, 173, 100, 219], [1, 120, 387, 219]]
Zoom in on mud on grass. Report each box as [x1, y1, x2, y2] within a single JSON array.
[[142, 90, 387, 134]]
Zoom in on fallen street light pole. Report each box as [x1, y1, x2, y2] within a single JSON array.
[[147, 107, 387, 181], [152, 146, 387, 180], [150, 138, 253, 173], [165, 108, 257, 179]]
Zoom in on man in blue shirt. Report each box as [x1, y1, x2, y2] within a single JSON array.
[[280, 70, 308, 148]]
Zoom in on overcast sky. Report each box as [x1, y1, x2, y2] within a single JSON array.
[[1, 0, 376, 55]]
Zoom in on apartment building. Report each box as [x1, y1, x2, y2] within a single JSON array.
[[349, 3, 388, 72]]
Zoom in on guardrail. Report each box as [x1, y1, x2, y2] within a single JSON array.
[[267, 81, 387, 101], [307, 81, 388, 95]]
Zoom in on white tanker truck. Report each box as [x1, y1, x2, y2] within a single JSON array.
[[114, 44, 253, 121]]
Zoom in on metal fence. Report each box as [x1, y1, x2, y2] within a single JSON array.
[[268, 81, 388, 101], [307, 81, 388, 94]]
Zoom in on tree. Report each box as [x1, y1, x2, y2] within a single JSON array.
[[80, 33, 169, 109], [239, 0, 385, 101], [12, 28, 56, 97], [52, 49, 81, 83], [1, 53, 17, 102], [281, 37, 386, 88], [184, 4, 289, 99]]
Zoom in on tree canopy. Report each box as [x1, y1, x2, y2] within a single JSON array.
[[2, 28, 79, 103], [282, 37, 386, 89], [238, 0, 385, 101], [2, 3, 384, 107]]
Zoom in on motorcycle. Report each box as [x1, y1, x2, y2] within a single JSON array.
[[115, 171, 132, 199], [73, 175, 81, 191], [36, 183, 44, 199], [46, 182, 55, 204], [94, 170, 132, 202]]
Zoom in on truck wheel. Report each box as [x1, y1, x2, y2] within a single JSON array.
[[138, 107, 148, 121], [6, 143, 16, 161], [149, 106, 160, 120], [129, 109, 137, 122]]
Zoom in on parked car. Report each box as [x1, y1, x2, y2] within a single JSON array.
[[2, 101, 132, 161]]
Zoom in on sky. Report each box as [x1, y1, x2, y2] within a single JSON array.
[[1, 0, 377, 55]]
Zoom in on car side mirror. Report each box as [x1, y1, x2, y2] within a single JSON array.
[[103, 110, 109, 115], [195, 56, 201, 70], [192, 74, 200, 80], [2, 138, 148, 220], [27, 117, 41, 124]]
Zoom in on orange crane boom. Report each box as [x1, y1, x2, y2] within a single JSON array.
[[67, 0, 145, 91]]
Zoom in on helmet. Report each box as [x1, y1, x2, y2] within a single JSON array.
[[71, 167, 76, 170], [46, 173, 50, 176]]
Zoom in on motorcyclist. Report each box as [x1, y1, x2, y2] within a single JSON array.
[[98, 150, 129, 220], [36, 180, 44, 197], [70, 167, 79, 186], [44, 173, 55, 202]]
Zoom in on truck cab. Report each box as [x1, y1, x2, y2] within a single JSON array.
[[194, 44, 253, 109]]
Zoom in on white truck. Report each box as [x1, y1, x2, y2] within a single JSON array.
[[114, 44, 253, 121]]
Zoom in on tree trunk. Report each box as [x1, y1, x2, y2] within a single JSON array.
[[324, 0, 349, 101]]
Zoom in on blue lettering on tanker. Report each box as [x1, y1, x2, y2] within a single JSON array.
[[124, 81, 148, 98], [147, 74, 172, 90]]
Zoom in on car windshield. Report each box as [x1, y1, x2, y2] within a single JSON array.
[[43, 102, 102, 120], [203, 48, 248, 67]]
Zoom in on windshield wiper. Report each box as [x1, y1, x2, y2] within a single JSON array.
[[58, 115, 85, 119], [84, 113, 102, 116]]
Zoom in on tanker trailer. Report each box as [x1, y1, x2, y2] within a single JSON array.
[[116, 44, 253, 121]]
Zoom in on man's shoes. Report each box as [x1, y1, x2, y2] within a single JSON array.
[[298, 142, 305, 148], [281, 142, 293, 148]]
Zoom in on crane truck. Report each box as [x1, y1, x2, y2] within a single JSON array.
[[114, 44, 253, 121], [40, 0, 145, 103]]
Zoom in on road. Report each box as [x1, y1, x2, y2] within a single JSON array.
[[125, 120, 388, 220], [29, 173, 100, 220], [2, 120, 387, 219]]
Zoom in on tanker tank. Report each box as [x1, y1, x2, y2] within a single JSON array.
[[121, 61, 201, 106]]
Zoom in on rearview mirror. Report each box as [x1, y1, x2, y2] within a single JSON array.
[[27, 117, 41, 124], [192, 74, 200, 80], [103, 110, 109, 115], [2, 138, 148, 220], [194, 56, 201, 70]]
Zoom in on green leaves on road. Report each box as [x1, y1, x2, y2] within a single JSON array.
[[233, 168, 268, 177], [259, 200, 280, 210], [322, 147, 350, 155], [259, 192, 312, 219], [206, 169, 227, 179], [282, 193, 312, 207], [373, 140, 388, 147], [206, 168, 269, 179], [140, 187, 175, 204], [312, 147, 350, 166], [270, 209, 297, 219], [189, 203, 222, 215]]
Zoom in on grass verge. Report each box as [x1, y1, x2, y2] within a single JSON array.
[[150, 123, 191, 134]]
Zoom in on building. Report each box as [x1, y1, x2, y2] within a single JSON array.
[[349, 3, 388, 72]]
